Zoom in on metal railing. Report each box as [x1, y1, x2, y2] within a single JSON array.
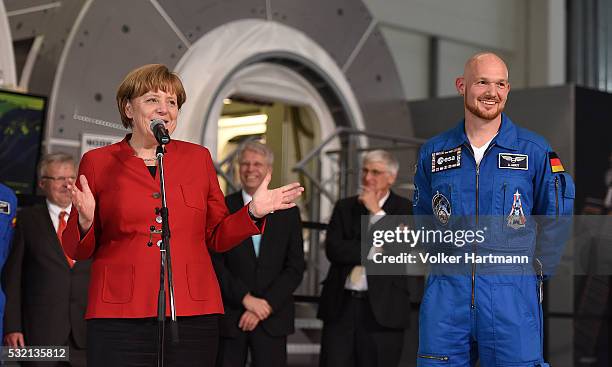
[[292, 127, 425, 203], [291, 127, 425, 296], [212, 128, 425, 297]]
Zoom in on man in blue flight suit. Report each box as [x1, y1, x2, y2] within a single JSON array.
[[0, 183, 17, 337], [413, 52, 574, 366]]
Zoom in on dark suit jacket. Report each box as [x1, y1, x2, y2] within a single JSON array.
[[317, 191, 419, 329], [2, 204, 91, 347], [213, 191, 305, 337]]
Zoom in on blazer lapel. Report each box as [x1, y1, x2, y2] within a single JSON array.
[[244, 226, 257, 262], [38, 205, 72, 268], [115, 135, 160, 186], [352, 198, 368, 237], [382, 191, 396, 213], [225, 191, 243, 214], [230, 192, 257, 261], [382, 191, 406, 215], [254, 212, 272, 262]]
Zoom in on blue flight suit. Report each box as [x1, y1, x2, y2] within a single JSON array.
[[413, 114, 574, 366], [0, 183, 17, 337]]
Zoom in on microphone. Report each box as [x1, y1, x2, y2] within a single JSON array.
[[150, 119, 171, 145]]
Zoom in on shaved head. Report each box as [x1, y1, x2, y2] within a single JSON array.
[[463, 52, 509, 80], [456, 52, 510, 122]]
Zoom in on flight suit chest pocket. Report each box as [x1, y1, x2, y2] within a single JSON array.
[[492, 175, 533, 216], [492, 175, 536, 247], [431, 171, 462, 221]]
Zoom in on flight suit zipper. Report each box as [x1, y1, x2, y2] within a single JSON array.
[[554, 176, 559, 217], [535, 258, 544, 354], [465, 142, 495, 309], [472, 164, 479, 308], [502, 183, 507, 209], [418, 354, 449, 362]]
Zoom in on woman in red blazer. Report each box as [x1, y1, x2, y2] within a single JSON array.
[[63, 64, 302, 366]]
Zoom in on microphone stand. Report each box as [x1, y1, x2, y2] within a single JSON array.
[[149, 144, 179, 367]]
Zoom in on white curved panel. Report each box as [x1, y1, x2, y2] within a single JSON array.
[[0, 0, 17, 87], [45, 0, 410, 166], [46, 0, 188, 149], [45, 0, 94, 152], [173, 19, 364, 153], [213, 62, 341, 213], [211, 62, 338, 142]]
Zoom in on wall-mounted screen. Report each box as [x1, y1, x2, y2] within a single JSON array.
[[0, 89, 46, 195]]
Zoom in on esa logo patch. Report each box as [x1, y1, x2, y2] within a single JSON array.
[[498, 153, 528, 170], [431, 147, 462, 173]]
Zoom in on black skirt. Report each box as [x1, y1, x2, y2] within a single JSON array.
[[87, 315, 219, 367]]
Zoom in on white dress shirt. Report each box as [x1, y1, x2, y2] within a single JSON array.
[[46, 200, 72, 233], [344, 191, 390, 291]]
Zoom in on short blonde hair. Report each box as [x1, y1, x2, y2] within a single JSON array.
[[116, 64, 186, 128], [38, 152, 75, 179], [238, 141, 274, 166]]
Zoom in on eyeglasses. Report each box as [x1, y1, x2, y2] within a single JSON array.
[[361, 168, 387, 177], [41, 176, 76, 183], [239, 161, 266, 169]]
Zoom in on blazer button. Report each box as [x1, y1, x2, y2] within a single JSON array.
[[152, 192, 161, 199]]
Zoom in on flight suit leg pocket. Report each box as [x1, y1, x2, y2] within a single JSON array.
[[492, 283, 541, 364]]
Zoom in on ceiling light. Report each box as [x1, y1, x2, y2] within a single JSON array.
[[218, 114, 268, 127]]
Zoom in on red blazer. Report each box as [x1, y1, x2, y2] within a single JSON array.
[[63, 136, 260, 319]]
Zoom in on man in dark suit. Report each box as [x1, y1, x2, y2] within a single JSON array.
[[318, 150, 416, 367], [3, 153, 91, 367], [213, 141, 305, 367]]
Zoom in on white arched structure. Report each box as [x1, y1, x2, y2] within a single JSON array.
[[173, 19, 364, 156], [173, 18, 366, 211]]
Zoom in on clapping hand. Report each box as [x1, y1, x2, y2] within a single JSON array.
[[67, 175, 95, 232]]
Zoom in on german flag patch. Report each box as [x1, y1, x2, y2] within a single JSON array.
[[548, 152, 565, 173]]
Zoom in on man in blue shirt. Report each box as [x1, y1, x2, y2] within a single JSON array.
[[0, 183, 17, 337], [413, 52, 574, 366]]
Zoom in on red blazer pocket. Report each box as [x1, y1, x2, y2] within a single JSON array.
[[180, 184, 205, 211], [102, 264, 135, 304], [186, 263, 212, 301]]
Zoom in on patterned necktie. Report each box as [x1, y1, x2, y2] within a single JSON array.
[[252, 235, 262, 257], [57, 211, 74, 268]]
